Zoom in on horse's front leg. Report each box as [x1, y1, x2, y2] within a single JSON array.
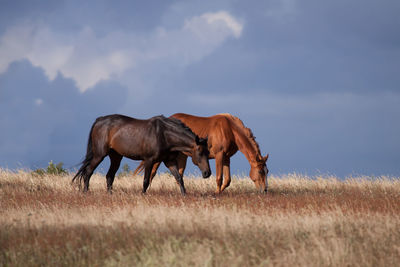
[[177, 152, 188, 177], [164, 159, 186, 195], [142, 161, 155, 194], [214, 152, 224, 194], [220, 157, 231, 192]]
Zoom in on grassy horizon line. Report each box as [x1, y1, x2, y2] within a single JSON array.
[[1, 170, 400, 266]]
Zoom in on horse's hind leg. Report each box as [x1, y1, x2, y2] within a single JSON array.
[[142, 161, 155, 194], [83, 156, 104, 192], [164, 160, 186, 195], [106, 151, 122, 193]]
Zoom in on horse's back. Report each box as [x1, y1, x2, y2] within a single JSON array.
[[94, 114, 145, 125], [171, 113, 237, 156], [171, 113, 234, 135], [90, 114, 162, 158]]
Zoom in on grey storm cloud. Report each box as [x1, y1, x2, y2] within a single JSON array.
[[0, 60, 128, 169], [0, 0, 399, 177]]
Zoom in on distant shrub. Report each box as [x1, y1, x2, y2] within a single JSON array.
[[32, 161, 68, 176], [117, 163, 132, 178]]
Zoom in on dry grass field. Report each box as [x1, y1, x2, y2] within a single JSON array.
[[1, 169, 400, 266]]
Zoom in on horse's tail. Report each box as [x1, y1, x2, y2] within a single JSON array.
[[72, 122, 96, 187], [133, 161, 145, 175]]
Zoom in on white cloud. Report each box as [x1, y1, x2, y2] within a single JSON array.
[[184, 11, 243, 40], [0, 11, 243, 92], [0, 24, 34, 73], [0, 24, 134, 91], [26, 26, 74, 80], [202, 11, 243, 38]]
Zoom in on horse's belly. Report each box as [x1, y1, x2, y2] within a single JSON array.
[[110, 132, 155, 159]]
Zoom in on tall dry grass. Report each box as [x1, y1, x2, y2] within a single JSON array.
[[1, 169, 400, 266]]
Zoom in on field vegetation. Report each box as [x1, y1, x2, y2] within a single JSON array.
[[1, 169, 400, 266]]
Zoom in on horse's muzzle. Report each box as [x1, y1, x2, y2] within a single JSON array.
[[259, 187, 268, 194], [262, 188, 268, 194], [202, 170, 211, 178]]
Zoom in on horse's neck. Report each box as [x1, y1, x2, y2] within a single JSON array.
[[166, 130, 194, 153], [233, 129, 260, 165]]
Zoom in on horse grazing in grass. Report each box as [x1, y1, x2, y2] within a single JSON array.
[[72, 114, 211, 195], [134, 113, 269, 193]]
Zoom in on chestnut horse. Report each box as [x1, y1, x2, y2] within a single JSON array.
[[72, 114, 211, 195], [134, 113, 269, 193]]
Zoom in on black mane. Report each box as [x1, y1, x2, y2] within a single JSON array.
[[154, 115, 197, 139]]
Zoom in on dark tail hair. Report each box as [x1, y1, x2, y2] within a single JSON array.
[[72, 122, 96, 187], [133, 161, 145, 175]]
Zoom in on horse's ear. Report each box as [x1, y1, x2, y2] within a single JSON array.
[[195, 135, 200, 145], [263, 154, 269, 162]]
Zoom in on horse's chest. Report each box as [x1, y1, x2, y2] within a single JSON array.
[[209, 138, 237, 157]]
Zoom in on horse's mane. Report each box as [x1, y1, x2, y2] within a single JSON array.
[[154, 115, 196, 138], [220, 113, 263, 161]]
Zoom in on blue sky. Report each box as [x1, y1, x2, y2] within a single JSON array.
[[0, 0, 399, 177]]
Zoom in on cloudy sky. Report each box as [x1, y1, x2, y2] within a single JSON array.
[[0, 0, 399, 177]]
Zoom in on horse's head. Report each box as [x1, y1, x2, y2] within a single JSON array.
[[249, 154, 269, 193], [191, 136, 211, 178]]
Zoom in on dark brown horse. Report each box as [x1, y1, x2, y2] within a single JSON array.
[[72, 114, 211, 195], [134, 113, 269, 193]]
